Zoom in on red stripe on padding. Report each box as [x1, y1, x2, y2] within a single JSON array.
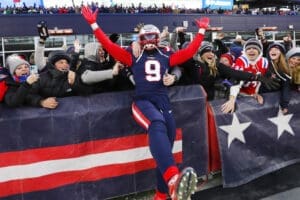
[[0, 130, 182, 197], [0, 130, 182, 167]]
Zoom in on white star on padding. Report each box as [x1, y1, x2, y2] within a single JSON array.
[[268, 109, 294, 139], [219, 113, 251, 148]]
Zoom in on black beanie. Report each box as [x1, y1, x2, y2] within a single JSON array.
[[267, 42, 286, 54], [198, 41, 214, 56], [48, 51, 71, 65]]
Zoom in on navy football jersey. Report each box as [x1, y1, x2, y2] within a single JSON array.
[[131, 48, 173, 97]]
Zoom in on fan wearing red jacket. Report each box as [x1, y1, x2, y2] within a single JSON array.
[[0, 66, 9, 102], [81, 6, 210, 200], [233, 38, 269, 104]]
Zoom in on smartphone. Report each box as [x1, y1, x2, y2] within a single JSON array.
[[30, 65, 38, 74], [163, 26, 168, 32], [182, 21, 188, 28]]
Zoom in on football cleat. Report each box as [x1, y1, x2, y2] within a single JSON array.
[[168, 167, 198, 200]]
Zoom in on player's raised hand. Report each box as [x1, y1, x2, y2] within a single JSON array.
[[195, 17, 210, 30], [81, 6, 98, 25]]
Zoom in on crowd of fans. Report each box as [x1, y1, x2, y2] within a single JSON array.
[[0, 7, 299, 200], [0, 4, 299, 112], [0, 2, 299, 15], [0, 15, 299, 113]]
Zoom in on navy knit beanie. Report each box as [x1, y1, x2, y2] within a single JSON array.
[[267, 42, 286, 54], [198, 41, 214, 56], [48, 51, 71, 65]]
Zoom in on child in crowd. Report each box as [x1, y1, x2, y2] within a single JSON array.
[[222, 38, 279, 113], [178, 41, 277, 105], [234, 38, 269, 100], [219, 52, 234, 67], [222, 38, 270, 113], [3, 54, 40, 107]]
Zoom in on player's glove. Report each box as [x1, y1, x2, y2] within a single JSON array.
[[255, 74, 280, 90], [195, 17, 210, 30], [37, 20, 49, 41], [81, 6, 98, 25]]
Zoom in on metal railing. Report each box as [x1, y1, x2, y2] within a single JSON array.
[[1, 30, 300, 67]]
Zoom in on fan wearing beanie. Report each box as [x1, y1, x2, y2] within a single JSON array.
[[2, 54, 40, 107], [221, 38, 282, 114], [220, 53, 234, 67], [286, 47, 300, 92], [176, 40, 278, 113], [229, 38, 273, 106], [243, 38, 263, 62], [47, 50, 71, 71], [263, 42, 291, 114], [28, 50, 91, 109]]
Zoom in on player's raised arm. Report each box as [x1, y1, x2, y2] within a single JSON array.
[[170, 17, 210, 66], [81, 6, 132, 66]]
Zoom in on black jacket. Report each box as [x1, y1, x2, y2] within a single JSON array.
[[4, 76, 42, 107], [31, 64, 89, 98], [261, 61, 291, 109], [180, 59, 255, 100]]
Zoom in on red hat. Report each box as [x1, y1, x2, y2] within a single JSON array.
[[220, 53, 234, 66]]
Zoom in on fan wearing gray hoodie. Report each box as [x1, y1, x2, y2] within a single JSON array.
[[76, 42, 121, 94]]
